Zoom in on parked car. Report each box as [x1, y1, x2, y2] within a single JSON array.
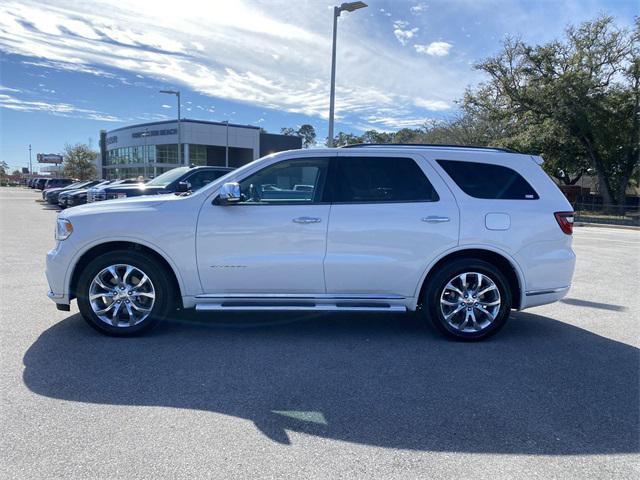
[[92, 166, 232, 202], [87, 179, 143, 203], [44, 178, 74, 190], [34, 178, 49, 190], [45, 180, 99, 204], [29, 178, 44, 188], [58, 180, 110, 208], [43, 180, 85, 200], [47, 145, 576, 340]]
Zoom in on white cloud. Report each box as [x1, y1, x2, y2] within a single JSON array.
[[410, 3, 428, 14], [0, 0, 472, 129], [414, 41, 452, 56], [191, 41, 205, 51], [0, 85, 21, 93], [161, 104, 172, 108], [414, 98, 451, 111], [0, 92, 121, 121], [365, 115, 427, 129], [393, 21, 419, 46]]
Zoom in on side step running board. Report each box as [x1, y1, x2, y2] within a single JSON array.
[[195, 303, 406, 313]]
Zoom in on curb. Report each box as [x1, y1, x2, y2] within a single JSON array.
[[575, 222, 640, 231]]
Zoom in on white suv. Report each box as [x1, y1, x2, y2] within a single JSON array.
[[46, 145, 576, 340]]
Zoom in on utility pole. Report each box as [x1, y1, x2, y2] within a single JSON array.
[[225, 120, 229, 168], [28, 144, 32, 175]]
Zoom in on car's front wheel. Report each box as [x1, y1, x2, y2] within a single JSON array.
[[422, 259, 512, 341], [76, 250, 174, 336]]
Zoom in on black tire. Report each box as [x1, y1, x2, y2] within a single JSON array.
[[76, 250, 174, 336], [421, 258, 512, 341]]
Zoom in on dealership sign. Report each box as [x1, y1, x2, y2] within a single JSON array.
[[37, 153, 64, 164], [132, 128, 177, 139]]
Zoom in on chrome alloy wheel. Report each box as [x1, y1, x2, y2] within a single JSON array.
[[89, 264, 156, 327], [439, 272, 501, 333]]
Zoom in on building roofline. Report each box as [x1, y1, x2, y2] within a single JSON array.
[[107, 118, 262, 134]]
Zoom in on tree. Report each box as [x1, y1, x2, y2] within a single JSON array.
[[62, 143, 97, 180], [360, 130, 395, 144], [330, 131, 363, 147], [469, 16, 639, 206], [297, 124, 316, 148], [281, 125, 317, 148], [280, 127, 296, 136], [0, 161, 8, 185]]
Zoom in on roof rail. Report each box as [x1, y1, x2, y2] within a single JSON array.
[[340, 143, 519, 153]]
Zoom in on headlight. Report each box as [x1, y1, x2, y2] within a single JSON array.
[[55, 218, 73, 241]]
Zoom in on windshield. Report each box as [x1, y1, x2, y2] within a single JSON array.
[[146, 167, 189, 187]]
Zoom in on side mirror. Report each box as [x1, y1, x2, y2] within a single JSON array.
[[175, 181, 190, 193], [217, 182, 241, 205]]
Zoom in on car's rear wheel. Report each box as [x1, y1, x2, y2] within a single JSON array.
[[422, 259, 512, 341], [77, 250, 173, 336]]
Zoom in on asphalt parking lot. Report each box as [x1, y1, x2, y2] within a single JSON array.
[[1, 187, 638, 479]]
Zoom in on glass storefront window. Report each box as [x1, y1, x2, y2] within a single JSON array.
[[189, 144, 207, 166]]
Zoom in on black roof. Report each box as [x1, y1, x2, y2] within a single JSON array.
[[340, 143, 519, 153]]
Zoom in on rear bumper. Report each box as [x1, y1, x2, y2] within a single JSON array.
[[521, 285, 570, 309]]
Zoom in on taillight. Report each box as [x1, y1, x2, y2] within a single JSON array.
[[554, 211, 574, 235]]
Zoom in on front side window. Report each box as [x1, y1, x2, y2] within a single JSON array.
[[330, 156, 439, 203], [437, 160, 539, 200], [237, 158, 329, 204]]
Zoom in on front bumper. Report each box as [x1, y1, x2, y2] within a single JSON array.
[[48, 291, 71, 310], [46, 244, 72, 309]]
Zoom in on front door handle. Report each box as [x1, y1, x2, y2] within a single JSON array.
[[422, 216, 450, 223], [293, 216, 322, 224]]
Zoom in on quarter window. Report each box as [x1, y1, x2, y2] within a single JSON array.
[[237, 158, 329, 204], [330, 157, 439, 203], [437, 160, 539, 200]]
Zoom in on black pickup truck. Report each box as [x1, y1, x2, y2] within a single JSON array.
[[92, 166, 233, 201]]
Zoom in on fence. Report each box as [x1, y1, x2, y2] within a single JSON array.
[[573, 202, 640, 227]]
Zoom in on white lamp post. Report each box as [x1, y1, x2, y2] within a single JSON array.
[[327, 1, 367, 147], [159, 89, 182, 165]]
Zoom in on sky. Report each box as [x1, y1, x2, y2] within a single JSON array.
[[0, 0, 637, 172]]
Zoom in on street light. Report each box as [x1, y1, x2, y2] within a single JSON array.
[[141, 129, 151, 178], [159, 89, 182, 166], [327, 1, 367, 147]]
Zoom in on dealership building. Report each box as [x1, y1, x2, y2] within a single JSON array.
[[98, 119, 302, 179]]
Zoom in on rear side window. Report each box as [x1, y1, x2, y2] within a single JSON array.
[[330, 157, 439, 203], [437, 160, 539, 200]]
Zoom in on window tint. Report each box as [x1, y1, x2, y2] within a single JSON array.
[[185, 170, 228, 191], [238, 158, 329, 204], [330, 157, 439, 203], [437, 160, 539, 200]]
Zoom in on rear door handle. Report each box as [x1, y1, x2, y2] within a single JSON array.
[[293, 216, 322, 224], [422, 216, 450, 223]]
